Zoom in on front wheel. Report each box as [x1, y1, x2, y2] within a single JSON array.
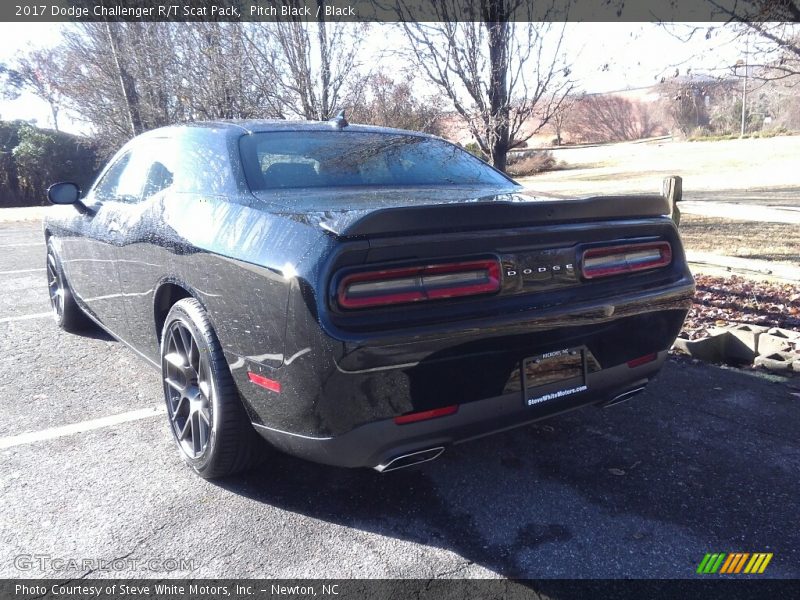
[[160, 297, 264, 478], [46, 239, 88, 332]]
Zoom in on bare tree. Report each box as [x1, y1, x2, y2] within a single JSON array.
[[735, 23, 800, 83], [548, 93, 577, 145], [3, 49, 66, 131], [6, 19, 364, 157], [399, 0, 575, 171], [32, 23, 288, 153], [243, 15, 367, 120], [174, 23, 281, 121], [346, 73, 443, 133], [664, 21, 800, 85], [104, 23, 144, 136], [657, 79, 711, 136], [702, 0, 799, 83], [567, 94, 661, 143]]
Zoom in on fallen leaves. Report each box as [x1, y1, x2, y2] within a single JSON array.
[[681, 274, 800, 341]]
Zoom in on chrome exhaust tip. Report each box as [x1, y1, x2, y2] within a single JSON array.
[[602, 386, 646, 408], [374, 447, 445, 473]]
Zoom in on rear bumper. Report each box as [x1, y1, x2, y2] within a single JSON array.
[[251, 352, 666, 469]]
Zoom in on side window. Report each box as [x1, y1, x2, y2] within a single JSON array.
[[114, 151, 150, 202], [92, 139, 176, 204], [93, 152, 132, 202]]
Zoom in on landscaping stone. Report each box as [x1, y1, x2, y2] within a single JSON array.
[[754, 352, 797, 372], [674, 325, 799, 372], [760, 328, 800, 355], [672, 335, 722, 362]]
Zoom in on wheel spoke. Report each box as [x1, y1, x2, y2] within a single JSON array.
[[191, 412, 202, 455], [170, 394, 187, 419], [178, 326, 192, 362], [164, 352, 185, 370], [164, 377, 185, 393], [188, 336, 198, 373], [178, 415, 191, 441]]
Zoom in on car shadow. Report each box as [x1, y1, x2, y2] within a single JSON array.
[[73, 319, 115, 342], [217, 359, 798, 578]]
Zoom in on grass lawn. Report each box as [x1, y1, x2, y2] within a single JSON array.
[[679, 214, 800, 266], [516, 135, 800, 196]]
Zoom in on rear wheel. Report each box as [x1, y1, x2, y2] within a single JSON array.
[[46, 239, 88, 332], [160, 297, 263, 478]]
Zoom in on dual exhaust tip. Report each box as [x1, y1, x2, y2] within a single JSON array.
[[374, 446, 445, 473], [375, 387, 647, 471]]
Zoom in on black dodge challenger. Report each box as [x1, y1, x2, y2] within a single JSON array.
[[44, 119, 694, 478]]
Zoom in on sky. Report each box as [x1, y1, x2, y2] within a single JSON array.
[[0, 22, 745, 135]]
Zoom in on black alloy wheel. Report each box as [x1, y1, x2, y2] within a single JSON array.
[[46, 239, 88, 332], [163, 318, 214, 459], [160, 298, 264, 478]]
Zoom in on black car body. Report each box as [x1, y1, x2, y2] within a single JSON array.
[[44, 120, 694, 475]]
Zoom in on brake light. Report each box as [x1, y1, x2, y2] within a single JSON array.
[[337, 259, 501, 309], [581, 242, 672, 279]]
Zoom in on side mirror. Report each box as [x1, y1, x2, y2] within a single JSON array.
[[48, 182, 81, 205]]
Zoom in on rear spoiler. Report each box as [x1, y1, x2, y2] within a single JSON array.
[[321, 194, 671, 239]]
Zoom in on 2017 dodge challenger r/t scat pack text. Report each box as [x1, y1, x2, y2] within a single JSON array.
[[43, 117, 694, 478]]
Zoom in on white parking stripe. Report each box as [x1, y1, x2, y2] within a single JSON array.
[[0, 268, 45, 275], [0, 242, 44, 248], [0, 406, 166, 450], [0, 312, 52, 324]]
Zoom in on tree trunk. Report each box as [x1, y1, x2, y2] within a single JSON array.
[[105, 23, 143, 137], [317, 1, 331, 119], [50, 103, 59, 132], [485, 15, 510, 172]]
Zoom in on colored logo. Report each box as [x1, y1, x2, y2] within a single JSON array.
[[697, 552, 773, 574]]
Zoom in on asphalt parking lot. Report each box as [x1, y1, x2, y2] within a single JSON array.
[[1, 219, 798, 580]]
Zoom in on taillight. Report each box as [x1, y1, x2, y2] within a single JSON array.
[[581, 242, 672, 279], [337, 259, 501, 309], [394, 405, 459, 425], [627, 353, 658, 368]]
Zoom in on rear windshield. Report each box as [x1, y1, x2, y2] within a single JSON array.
[[239, 131, 512, 190]]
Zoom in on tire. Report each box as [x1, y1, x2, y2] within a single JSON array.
[[160, 297, 264, 478], [46, 238, 89, 332]]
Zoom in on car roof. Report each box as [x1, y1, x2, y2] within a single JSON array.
[[141, 119, 437, 140]]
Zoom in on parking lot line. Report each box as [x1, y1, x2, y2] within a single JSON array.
[[0, 268, 45, 275], [0, 406, 166, 449], [0, 312, 52, 324], [0, 242, 44, 248]]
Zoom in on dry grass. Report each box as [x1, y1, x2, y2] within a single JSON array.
[[679, 214, 800, 265], [515, 135, 800, 196]]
